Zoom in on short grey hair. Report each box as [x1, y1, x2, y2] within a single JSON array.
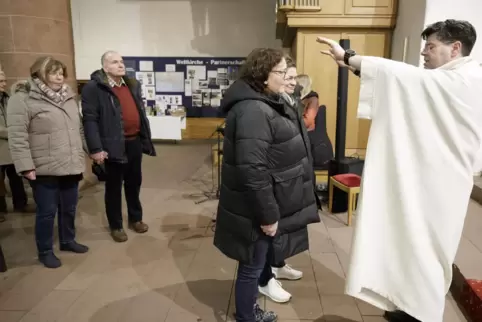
[[101, 50, 118, 67]]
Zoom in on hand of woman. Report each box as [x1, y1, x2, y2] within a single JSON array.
[[23, 170, 36, 180], [261, 221, 278, 237]]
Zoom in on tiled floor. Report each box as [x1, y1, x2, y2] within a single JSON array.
[[0, 143, 472, 321]]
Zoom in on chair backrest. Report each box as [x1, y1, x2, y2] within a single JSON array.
[[310, 104, 334, 170], [314, 105, 328, 136]]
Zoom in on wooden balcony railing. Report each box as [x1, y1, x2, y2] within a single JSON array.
[[278, 0, 321, 11]]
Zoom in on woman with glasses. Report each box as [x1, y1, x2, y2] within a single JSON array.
[[255, 56, 320, 305], [214, 48, 320, 322]]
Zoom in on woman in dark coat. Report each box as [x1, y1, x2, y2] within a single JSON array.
[[213, 48, 320, 322]]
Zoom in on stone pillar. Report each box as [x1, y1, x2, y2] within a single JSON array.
[[0, 0, 77, 90], [0, 0, 97, 191]]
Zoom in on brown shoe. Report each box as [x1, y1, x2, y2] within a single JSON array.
[[111, 229, 128, 242], [129, 221, 148, 233]]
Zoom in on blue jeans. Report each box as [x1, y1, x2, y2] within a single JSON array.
[[31, 178, 79, 255], [235, 236, 274, 322]]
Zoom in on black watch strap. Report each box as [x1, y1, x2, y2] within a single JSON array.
[[344, 49, 356, 66], [354, 69, 360, 77]]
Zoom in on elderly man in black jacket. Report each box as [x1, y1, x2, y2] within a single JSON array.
[[214, 48, 320, 322], [81, 51, 156, 243]]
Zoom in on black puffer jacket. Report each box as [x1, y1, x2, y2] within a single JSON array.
[[213, 80, 320, 264], [81, 70, 156, 162]]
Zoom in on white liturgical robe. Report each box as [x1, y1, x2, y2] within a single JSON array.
[[345, 56, 482, 322]]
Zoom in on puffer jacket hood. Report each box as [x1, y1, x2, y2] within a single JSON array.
[[10, 79, 75, 99], [90, 69, 137, 90], [10, 80, 29, 94], [90, 69, 109, 85], [220, 79, 285, 115]]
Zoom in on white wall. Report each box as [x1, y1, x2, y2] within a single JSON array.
[[391, 0, 482, 66], [71, 0, 280, 79]]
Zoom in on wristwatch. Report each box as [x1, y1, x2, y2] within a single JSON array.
[[344, 49, 356, 66]]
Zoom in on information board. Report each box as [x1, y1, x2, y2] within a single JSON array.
[[123, 57, 245, 117]]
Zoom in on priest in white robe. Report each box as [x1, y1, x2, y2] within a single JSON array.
[[317, 19, 482, 322]]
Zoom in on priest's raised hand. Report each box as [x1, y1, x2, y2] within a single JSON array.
[[316, 36, 346, 61], [316, 36, 359, 73]]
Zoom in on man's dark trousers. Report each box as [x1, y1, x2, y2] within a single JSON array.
[[104, 136, 143, 230]]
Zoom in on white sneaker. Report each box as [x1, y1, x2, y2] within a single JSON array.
[[272, 264, 303, 280], [258, 278, 292, 303]]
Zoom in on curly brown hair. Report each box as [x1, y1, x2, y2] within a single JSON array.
[[238, 48, 285, 93]]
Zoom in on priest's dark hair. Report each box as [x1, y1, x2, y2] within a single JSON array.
[[421, 19, 477, 56], [238, 48, 285, 93]]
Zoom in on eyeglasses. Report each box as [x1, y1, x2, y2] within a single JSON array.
[[271, 69, 287, 77]]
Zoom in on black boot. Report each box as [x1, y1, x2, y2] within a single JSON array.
[[384, 310, 421, 322]]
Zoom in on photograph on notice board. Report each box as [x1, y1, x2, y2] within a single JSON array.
[[143, 86, 156, 100], [207, 70, 217, 86], [192, 93, 202, 107], [165, 64, 176, 72], [202, 89, 211, 107], [155, 72, 184, 92], [210, 89, 222, 108], [199, 80, 208, 89], [216, 68, 228, 86], [155, 95, 167, 114], [136, 72, 155, 86], [139, 61, 154, 72], [184, 79, 192, 96], [173, 95, 182, 105], [186, 65, 206, 80]]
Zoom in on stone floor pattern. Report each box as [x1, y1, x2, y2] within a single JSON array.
[[0, 144, 470, 321]]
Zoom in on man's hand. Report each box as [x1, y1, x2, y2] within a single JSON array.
[[261, 222, 278, 237], [90, 151, 108, 164], [23, 170, 36, 180], [317, 37, 346, 62]]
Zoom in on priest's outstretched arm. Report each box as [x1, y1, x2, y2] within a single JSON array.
[[316, 37, 434, 81]]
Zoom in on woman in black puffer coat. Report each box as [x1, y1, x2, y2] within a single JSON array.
[[213, 48, 320, 322]]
